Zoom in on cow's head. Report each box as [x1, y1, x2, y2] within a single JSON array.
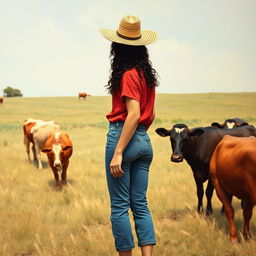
[[211, 118, 248, 129], [155, 124, 204, 162], [42, 144, 72, 169]]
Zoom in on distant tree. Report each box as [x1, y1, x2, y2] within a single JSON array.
[[3, 86, 23, 97]]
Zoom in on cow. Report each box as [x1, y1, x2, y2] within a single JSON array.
[[41, 132, 73, 191], [210, 135, 256, 241], [155, 124, 256, 215], [23, 118, 38, 163], [211, 118, 248, 129], [211, 117, 249, 208], [78, 92, 90, 100], [0, 96, 3, 104], [23, 119, 60, 169]]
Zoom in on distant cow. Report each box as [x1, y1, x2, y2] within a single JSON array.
[[0, 96, 3, 104], [211, 118, 248, 129], [23, 119, 60, 169], [42, 132, 73, 191], [78, 92, 90, 100], [210, 135, 256, 241], [155, 124, 256, 215]]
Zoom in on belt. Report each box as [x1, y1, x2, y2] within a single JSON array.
[[109, 121, 146, 130]]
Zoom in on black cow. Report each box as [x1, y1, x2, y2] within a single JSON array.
[[211, 118, 248, 129], [155, 124, 256, 215]]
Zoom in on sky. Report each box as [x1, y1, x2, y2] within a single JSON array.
[[1, 0, 256, 97]]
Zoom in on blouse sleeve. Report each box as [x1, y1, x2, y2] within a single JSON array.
[[121, 70, 140, 102]]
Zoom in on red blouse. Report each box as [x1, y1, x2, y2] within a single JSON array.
[[106, 67, 155, 130]]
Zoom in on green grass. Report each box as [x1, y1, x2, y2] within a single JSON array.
[[0, 93, 256, 256]]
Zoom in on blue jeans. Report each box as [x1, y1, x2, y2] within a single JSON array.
[[105, 122, 156, 251]]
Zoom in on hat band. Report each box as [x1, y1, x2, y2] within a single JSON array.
[[116, 31, 142, 40]]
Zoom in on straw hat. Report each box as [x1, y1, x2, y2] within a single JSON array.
[[99, 15, 157, 46]]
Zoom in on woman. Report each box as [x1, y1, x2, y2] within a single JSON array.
[[100, 15, 159, 256]]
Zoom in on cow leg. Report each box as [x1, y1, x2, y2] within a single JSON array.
[[24, 136, 32, 162], [61, 161, 69, 186], [205, 178, 214, 215], [49, 162, 61, 190], [221, 195, 233, 214], [35, 144, 42, 169], [219, 191, 237, 241], [53, 170, 61, 191], [242, 201, 254, 240], [32, 143, 37, 162], [194, 176, 204, 214], [212, 177, 238, 241], [241, 199, 246, 210]]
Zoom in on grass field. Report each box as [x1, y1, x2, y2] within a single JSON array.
[[0, 93, 256, 256]]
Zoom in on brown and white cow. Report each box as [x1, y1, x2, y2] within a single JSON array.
[[41, 132, 73, 191], [78, 92, 90, 100], [23, 118, 38, 162], [0, 96, 3, 104], [23, 118, 60, 169], [210, 135, 256, 241]]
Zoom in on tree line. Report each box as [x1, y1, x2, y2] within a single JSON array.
[[3, 86, 23, 97]]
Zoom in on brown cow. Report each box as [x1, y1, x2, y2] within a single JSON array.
[[78, 92, 90, 100], [41, 132, 73, 191], [0, 96, 3, 104], [23, 118, 60, 168], [210, 135, 256, 241]]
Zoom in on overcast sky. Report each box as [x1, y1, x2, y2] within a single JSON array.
[[1, 0, 256, 97]]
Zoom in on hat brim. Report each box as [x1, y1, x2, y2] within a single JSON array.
[[99, 29, 158, 46]]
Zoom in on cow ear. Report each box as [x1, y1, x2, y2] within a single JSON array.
[[155, 128, 171, 137], [63, 145, 72, 151], [189, 128, 204, 137], [41, 147, 51, 153], [211, 122, 223, 128], [240, 122, 249, 126]]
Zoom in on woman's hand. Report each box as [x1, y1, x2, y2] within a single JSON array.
[[109, 98, 140, 178], [110, 151, 124, 177]]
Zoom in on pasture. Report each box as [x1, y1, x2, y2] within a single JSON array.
[[0, 93, 256, 256]]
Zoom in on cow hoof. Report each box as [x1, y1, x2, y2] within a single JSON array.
[[243, 230, 251, 240], [206, 210, 213, 216], [230, 237, 239, 243], [197, 207, 203, 215]]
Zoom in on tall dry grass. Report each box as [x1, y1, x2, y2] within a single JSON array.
[[0, 93, 256, 256]]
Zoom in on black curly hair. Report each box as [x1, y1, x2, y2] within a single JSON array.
[[106, 42, 159, 95]]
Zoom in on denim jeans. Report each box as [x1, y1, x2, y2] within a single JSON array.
[[105, 122, 156, 251]]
